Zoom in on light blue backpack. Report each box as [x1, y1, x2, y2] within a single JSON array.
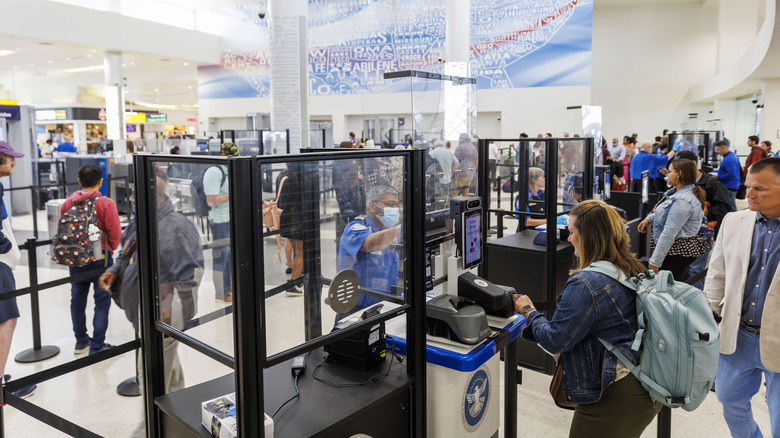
[[584, 261, 720, 411]]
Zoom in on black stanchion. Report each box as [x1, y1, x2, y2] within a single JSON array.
[[30, 188, 39, 239], [117, 343, 140, 397], [657, 406, 671, 438], [14, 238, 60, 363]]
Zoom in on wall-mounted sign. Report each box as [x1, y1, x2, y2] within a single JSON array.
[[35, 109, 68, 121], [0, 105, 21, 121], [126, 124, 137, 132], [98, 108, 107, 121], [147, 113, 167, 123]]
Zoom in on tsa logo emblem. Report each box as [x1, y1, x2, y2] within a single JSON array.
[[462, 367, 490, 431]]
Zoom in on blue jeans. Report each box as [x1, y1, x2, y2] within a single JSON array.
[[686, 251, 710, 290], [727, 188, 738, 212], [69, 255, 113, 349], [715, 326, 780, 438], [209, 221, 232, 297]]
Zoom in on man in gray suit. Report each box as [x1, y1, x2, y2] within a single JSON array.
[[705, 157, 780, 438]]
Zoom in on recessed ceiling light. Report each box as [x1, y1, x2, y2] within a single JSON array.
[[154, 88, 159, 92], [86, 54, 92, 58], [91, 49, 96, 53], [187, 85, 192, 89], [0, 50, 15, 58], [47, 60, 54, 64], [65, 57, 71, 61], [64, 64, 104, 73], [183, 62, 189, 66]]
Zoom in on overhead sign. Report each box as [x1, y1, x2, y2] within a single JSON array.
[[125, 112, 147, 123], [147, 113, 167, 123], [0, 105, 21, 121]]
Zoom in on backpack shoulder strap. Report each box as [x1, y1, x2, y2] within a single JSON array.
[[581, 261, 637, 291], [598, 338, 673, 400]]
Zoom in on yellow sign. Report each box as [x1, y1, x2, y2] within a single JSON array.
[[125, 112, 146, 123], [0, 100, 23, 106]]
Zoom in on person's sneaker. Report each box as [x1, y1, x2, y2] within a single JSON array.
[[216, 294, 233, 303], [3, 375, 36, 399], [89, 343, 112, 356], [12, 384, 36, 399], [286, 285, 303, 297], [285, 268, 293, 274], [74, 341, 90, 356]]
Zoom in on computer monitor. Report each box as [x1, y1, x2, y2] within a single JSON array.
[[641, 170, 650, 204], [462, 209, 482, 270]]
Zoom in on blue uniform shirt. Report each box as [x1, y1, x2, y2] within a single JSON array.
[[56, 142, 77, 153], [337, 215, 400, 310], [629, 151, 668, 179], [741, 213, 780, 326], [717, 151, 741, 190]]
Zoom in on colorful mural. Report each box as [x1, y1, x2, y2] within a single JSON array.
[[198, 0, 592, 99]]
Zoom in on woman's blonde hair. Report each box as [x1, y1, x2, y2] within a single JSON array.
[[528, 167, 544, 190], [568, 200, 646, 279]]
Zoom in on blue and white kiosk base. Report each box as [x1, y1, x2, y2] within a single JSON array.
[[387, 308, 525, 437]]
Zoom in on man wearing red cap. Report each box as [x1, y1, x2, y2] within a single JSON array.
[[0, 140, 35, 398]]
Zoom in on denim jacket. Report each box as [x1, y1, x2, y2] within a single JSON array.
[[521, 269, 639, 404], [646, 184, 704, 266]]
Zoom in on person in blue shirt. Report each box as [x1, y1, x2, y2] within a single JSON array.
[[337, 185, 402, 318], [629, 141, 675, 193], [515, 167, 546, 230], [715, 140, 741, 212], [55, 138, 77, 153]]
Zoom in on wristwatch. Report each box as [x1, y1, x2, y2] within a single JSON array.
[[521, 304, 535, 316]]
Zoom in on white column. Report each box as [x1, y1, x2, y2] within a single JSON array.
[[444, 0, 472, 143], [104, 51, 126, 141], [269, 0, 309, 153]]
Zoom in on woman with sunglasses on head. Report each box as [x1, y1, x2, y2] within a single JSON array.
[[514, 200, 661, 437], [638, 158, 706, 280]]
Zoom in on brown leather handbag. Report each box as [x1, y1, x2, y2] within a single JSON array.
[[550, 361, 578, 410]]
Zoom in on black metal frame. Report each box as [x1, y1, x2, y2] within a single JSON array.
[[135, 150, 427, 437]]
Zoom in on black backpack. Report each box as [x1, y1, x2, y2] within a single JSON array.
[[190, 166, 226, 217]]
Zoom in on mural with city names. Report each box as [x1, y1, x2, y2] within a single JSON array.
[[197, 0, 592, 99]]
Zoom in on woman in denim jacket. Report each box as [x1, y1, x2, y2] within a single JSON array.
[[638, 158, 705, 280], [514, 200, 661, 437]]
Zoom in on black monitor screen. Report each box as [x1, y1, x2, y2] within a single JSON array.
[[641, 171, 650, 204], [462, 209, 482, 269]]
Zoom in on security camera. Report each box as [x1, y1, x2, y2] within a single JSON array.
[[751, 97, 758, 104], [497, 116, 501, 121], [258, 12, 266, 19]]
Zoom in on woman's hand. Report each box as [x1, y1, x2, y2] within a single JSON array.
[[638, 219, 649, 234], [513, 294, 536, 318], [648, 264, 660, 274]]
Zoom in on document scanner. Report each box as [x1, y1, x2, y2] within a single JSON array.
[[458, 272, 517, 318], [426, 295, 491, 345]]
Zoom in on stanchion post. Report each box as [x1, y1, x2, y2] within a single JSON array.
[[14, 238, 60, 363], [30, 187, 39, 239]]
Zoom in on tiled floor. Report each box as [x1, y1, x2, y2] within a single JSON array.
[[0, 195, 769, 437]]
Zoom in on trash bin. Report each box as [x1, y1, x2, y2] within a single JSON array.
[[46, 199, 67, 241]]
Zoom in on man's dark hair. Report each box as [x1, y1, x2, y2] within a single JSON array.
[[748, 157, 780, 181], [78, 164, 103, 188], [170, 146, 180, 154], [519, 133, 528, 138], [676, 150, 698, 162], [749, 135, 760, 145], [655, 136, 662, 142], [714, 140, 729, 149]]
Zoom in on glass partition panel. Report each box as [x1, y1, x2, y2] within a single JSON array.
[[259, 153, 409, 359], [558, 137, 589, 210], [148, 159, 235, 360], [262, 130, 290, 155], [235, 130, 261, 156]]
